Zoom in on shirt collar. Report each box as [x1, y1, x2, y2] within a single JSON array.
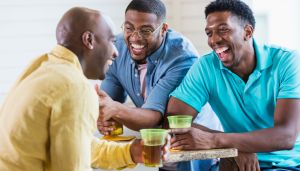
[[50, 44, 82, 71], [218, 39, 272, 71], [253, 39, 272, 71], [146, 33, 167, 64]]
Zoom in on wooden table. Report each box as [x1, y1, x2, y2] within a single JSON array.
[[167, 148, 238, 163]]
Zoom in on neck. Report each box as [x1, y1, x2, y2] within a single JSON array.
[[136, 59, 147, 64], [60, 43, 83, 60], [231, 43, 256, 82]]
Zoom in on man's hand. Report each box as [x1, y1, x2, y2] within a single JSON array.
[[130, 135, 171, 164], [95, 85, 119, 120], [170, 127, 215, 150], [96, 118, 114, 135], [234, 152, 260, 171], [95, 85, 121, 135]]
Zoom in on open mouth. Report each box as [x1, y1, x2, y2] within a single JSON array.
[[215, 46, 230, 62], [106, 57, 115, 66], [130, 43, 145, 56]]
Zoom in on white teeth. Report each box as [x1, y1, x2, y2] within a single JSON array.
[[131, 44, 145, 49], [107, 60, 113, 66], [215, 47, 229, 53]]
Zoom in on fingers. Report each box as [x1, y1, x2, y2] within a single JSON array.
[[97, 120, 115, 135], [162, 135, 171, 161], [234, 153, 260, 171], [162, 146, 170, 161], [98, 89, 108, 98], [169, 128, 190, 135], [94, 84, 100, 95], [255, 161, 260, 171], [99, 108, 114, 121], [170, 136, 191, 150], [94, 84, 108, 97]]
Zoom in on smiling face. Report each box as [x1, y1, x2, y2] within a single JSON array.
[[205, 11, 250, 69], [92, 25, 117, 80], [123, 10, 165, 63], [83, 14, 118, 80]]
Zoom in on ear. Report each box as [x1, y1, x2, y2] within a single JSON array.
[[161, 23, 169, 36], [244, 24, 254, 41], [82, 31, 94, 50]]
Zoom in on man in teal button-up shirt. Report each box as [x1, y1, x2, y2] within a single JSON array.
[[167, 0, 300, 170]]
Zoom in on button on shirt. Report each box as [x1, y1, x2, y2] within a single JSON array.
[[171, 40, 300, 167], [0, 45, 135, 171], [101, 29, 198, 114]]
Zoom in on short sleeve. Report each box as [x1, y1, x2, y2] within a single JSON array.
[[170, 58, 210, 112], [278, 51, 300, 99]]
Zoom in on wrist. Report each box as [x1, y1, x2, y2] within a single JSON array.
[[211, 132, 222, 149], [130, 139, 143, 163], [113, 101, 123, 118]]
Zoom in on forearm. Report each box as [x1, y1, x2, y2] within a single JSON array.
[[214, 126, 297, 153], [192, 123, 222, 133], [114, 103, 162, 131], [164, 97, 199, 128], [91, 138, 136, 169]]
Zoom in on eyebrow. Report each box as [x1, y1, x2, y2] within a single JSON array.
[[218, 23, 229, 27], [205, 23, 229, 30], [124, 21, 154, 29]]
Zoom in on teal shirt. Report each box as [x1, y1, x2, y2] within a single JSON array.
[[171, 40, 300, 167]]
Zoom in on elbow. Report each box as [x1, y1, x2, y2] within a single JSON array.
[[277, 133, 297, 150]]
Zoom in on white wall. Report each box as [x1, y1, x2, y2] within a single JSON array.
[[0, 0, 130, 103], [253, 0, 300, 51], [2, 0, 299, 103], [0, 0, 214, 103]]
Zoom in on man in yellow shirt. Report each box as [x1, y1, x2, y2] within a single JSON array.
[[0, 7, 169, 171]]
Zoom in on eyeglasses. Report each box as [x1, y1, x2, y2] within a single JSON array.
[[121, 23, 163, 38]]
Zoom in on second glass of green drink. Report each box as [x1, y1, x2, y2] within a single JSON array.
[[140, 129, 168, 167], [167, 115, 193, 128]]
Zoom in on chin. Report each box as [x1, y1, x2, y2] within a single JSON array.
[[130, 52, 146, 61], [131, 55, 147, 63], [98, 74, 105, 80]]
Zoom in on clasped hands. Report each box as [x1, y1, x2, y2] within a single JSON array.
[[95, 85, 121, 135]]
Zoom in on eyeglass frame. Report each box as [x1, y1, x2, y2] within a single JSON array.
[[121, 23, 163, 39]]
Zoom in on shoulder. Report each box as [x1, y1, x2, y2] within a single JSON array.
[[267, 44, 297, 57], [159, 29, 198, 66], [198, 51, 218, 68], [41, 62, 93, 99], [263, 44, 300, 66], [165, 29, 198, 56]]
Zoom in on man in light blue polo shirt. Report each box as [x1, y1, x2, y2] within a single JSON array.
[[167, 0, 300, 170], [97, 0, 221, 170]]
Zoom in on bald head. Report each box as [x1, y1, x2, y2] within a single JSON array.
[[55, 7, 118, 80], [56, 7, 99, 48]]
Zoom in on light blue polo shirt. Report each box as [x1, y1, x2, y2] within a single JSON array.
[[171, 39, 300, 167]]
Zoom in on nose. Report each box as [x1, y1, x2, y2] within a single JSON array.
[[209, 32, 222, 46], [112, 44, 118, 59], [129, 31, 143, 40]]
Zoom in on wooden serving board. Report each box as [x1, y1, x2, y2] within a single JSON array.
[[166, 148, 238, 162]]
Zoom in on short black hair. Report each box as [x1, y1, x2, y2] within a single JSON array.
[[205, 0, 255, 29], [125, 0, 166, 22]]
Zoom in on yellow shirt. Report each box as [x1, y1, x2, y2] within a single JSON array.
[[0, 45, 135, 171]]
